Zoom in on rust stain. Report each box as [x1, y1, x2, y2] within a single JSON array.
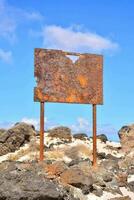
[[66, 94, 76, 103], [35, 88, 43, 101], [77, 75, 88, 88]]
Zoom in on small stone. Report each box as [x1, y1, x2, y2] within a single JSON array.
[[128, 181, 134, 192], [116, 172, 128, 187], [92, 184, 103, 197], [82, 185, 93, 195], [97, 152, 106, 159], [103, 174, 113, 182]]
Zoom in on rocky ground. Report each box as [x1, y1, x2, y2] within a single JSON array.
[[0, 122, 134, 200]]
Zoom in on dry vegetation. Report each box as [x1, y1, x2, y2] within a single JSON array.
[[7, 138, 40, 161]]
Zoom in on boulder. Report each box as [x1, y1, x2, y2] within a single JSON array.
[[118, 124, 134, 153], [60, 166, 93, 189], [0, 165, 60, 200], [48, 126, 72, 142], [0, 122, 36, 156], [73, 133, 88, 140], [0, 161, 76, 200], [91, 166, 113, 186], [97, 134, 108, 143]]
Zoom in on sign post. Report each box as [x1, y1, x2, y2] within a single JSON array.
[[40, 102, 44, 161], [34, 48, 103, 165], [93, 104, 97, 166]]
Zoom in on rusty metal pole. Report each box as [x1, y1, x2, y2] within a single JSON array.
[[93, 104, 97, 167], [40, 102, 44, 161]]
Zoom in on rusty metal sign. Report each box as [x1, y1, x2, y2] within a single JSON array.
[[34, 48, 103, 164], [34, 48, 103, 104]]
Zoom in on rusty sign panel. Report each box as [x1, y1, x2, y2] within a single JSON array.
[[34, 48, 103, 104]]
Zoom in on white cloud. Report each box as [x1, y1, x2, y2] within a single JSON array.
[[21, 117, 65, 131], [70, 117, 118, 140], [20, 117, 118, 140], [70, 117, 91, 134], [0, 0, 43, 42], [21, 117, 47, 130], [0, 116, 118, 141], [0, 121, 14, 129], [98, 124, 118, 141], [21, 118, 39, 130], [0, 49, 12, 63], [42, 25, 118, 53]]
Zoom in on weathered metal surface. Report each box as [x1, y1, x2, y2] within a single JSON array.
[[34, 48, 103, 104], [93, 104, 97, 167]]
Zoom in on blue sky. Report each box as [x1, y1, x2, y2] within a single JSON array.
[[0, 0, 134, 141]]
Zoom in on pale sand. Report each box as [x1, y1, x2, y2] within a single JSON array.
[[71, 186, 134, 200]]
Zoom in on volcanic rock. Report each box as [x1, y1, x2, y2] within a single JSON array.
[[47, 126, 72, 142], [118, 124, 134, 153], [60, 166, 93, 189], [73, 133, 88, 140], [0, 161, 61, 200], [97, 134, 108, 143], [0, 161, 79, 200], [0, 122, 36, 156]]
